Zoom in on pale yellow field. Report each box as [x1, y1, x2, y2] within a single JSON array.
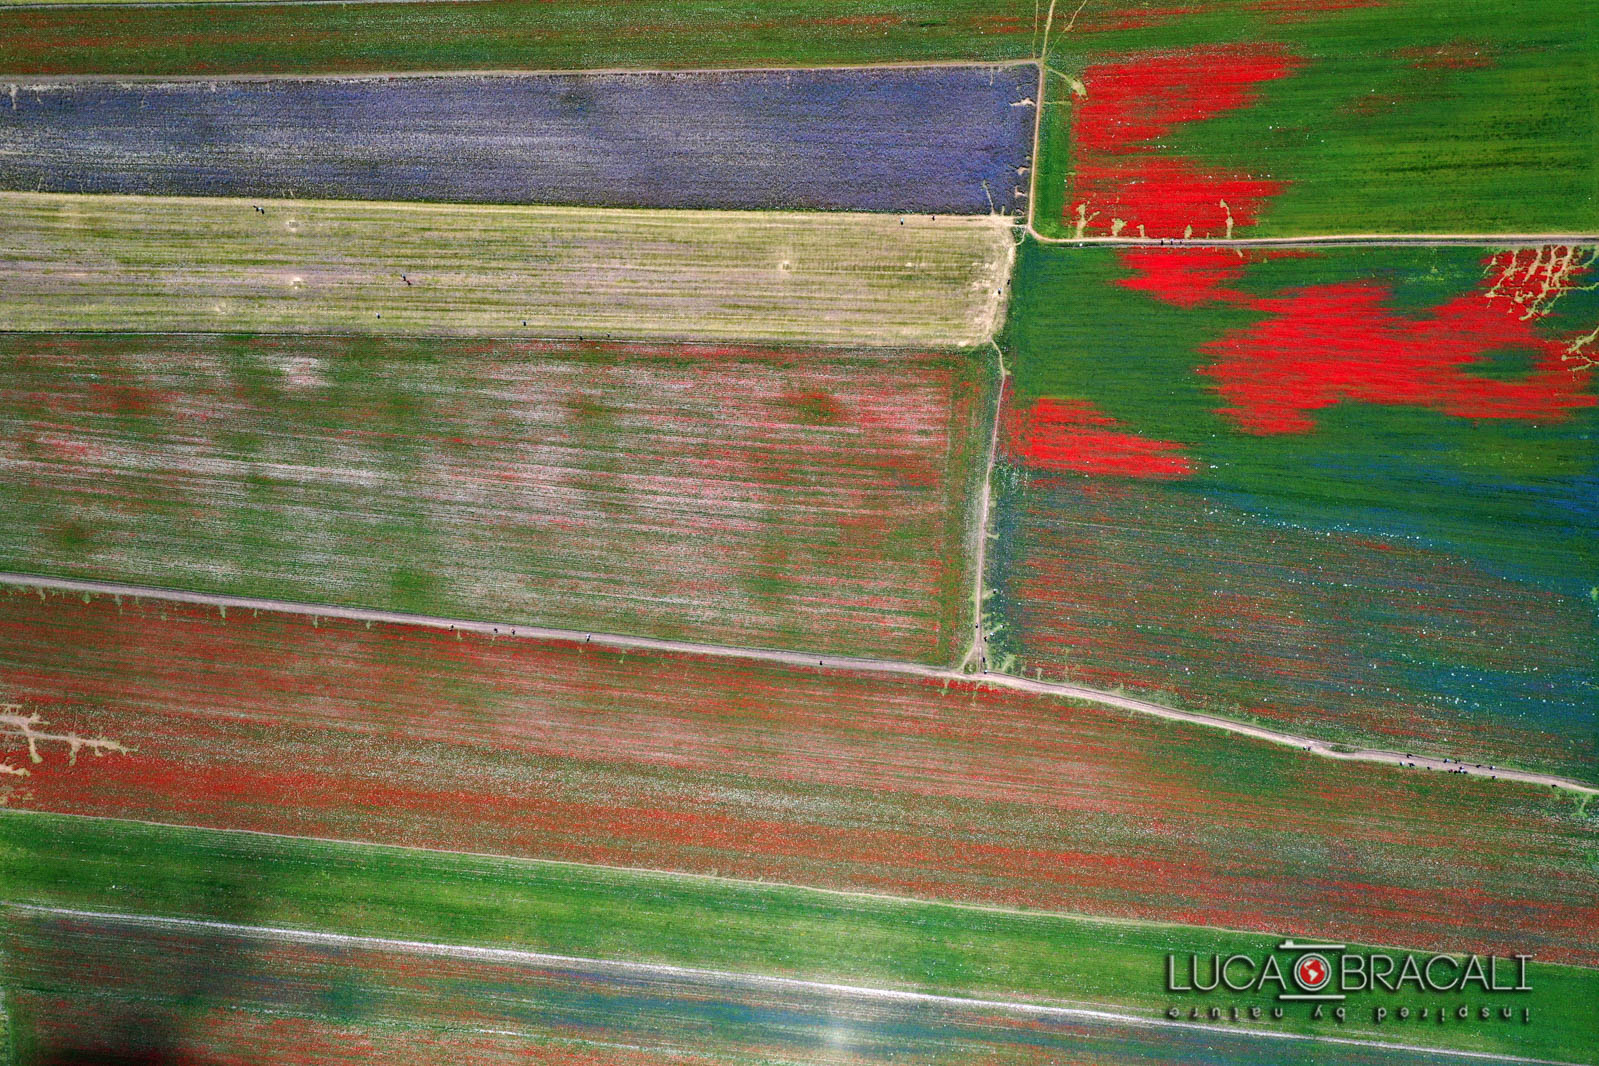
[[0, 192, 1014, 345]]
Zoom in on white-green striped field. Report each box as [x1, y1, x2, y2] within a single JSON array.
[[0, 192, 1015, 345]]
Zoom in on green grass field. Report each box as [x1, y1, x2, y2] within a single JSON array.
[[1028, 0, 1595, 236], [3, 810, 1594, 1063], [0, 193, 1013, 345]]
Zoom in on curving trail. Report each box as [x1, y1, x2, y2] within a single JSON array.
[[3, 571, 1592, 796]]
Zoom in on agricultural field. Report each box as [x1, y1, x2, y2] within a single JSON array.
[[0, 0, 1594, 1061], [0, 335, 990, 661], [0, 2, 1591, 235], [5, 811, 1596, 1063], [1032, 0, 1595, 235], [0, 192, 1014, 343], [1, 590, 1594, 967], [0, 67, 1035, 213], [991, 241, 1599, 782], [0, 0, 1040, 74], [8, 903, 1591, 1066]]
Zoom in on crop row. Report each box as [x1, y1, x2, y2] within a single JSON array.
[[4, 810, 1593, 1063], [0, 0, 1039, 75], [10, 900, 1578, 1066]]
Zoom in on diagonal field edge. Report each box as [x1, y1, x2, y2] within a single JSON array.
[[2, 571, 1591, 795]]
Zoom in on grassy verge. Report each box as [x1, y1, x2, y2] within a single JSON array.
[[944, 341, 1006, 667], [1029, 62, 1075, 238]]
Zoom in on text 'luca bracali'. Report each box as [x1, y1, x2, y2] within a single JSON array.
[[1165, 940, 1535, 1027]]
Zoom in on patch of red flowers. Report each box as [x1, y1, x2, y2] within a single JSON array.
[[1110, 244, 1596, 434], [1052, 40, 1592, 457], [1116, 247, 1255, 307], [1068, 44, 1301, 239], [1199, 266, 1597, 433], [1005, 397, 1197, 478]]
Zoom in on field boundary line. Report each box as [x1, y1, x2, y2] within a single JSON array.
[[1023, 228, 1599, 248], [1025, 57, 1047, 234], [959, 342, 1007, 672], [4, 0, 509, 7], [0, 58, 1044, 83], [0, 328, 954, 351], [0, 187, 1020, 224], [3, 902, 1584, 1065], [3, 571, 1593, 795]]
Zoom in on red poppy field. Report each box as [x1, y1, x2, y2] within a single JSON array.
[[1032, 0, 1592, 235]]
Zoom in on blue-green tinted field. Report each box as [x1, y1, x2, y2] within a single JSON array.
[[992, 242, 1598, 781]]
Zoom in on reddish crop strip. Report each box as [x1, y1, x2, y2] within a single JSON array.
[[2, 591, 1595, 965], [1003, 396, 1196, 478]]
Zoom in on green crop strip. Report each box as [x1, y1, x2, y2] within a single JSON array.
[[0, 1, 1038, 75]]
